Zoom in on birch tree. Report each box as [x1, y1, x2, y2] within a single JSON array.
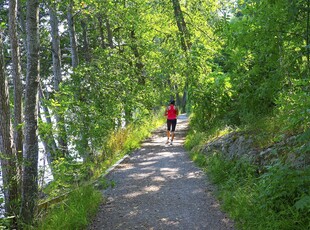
[[20, 0, 40, 223], [9, 0, 23, 183], [67, 0, 79, 68], [0, 31, 19, 219], [171, 0, 191, 110], [171, 0, 191, 52], [48, 1, 69, 157]]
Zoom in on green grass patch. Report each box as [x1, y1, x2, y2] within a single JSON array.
[[187, 93, 310, 229], [92, 109, 166, 178], [185, 124, 233, 152], [35, 110, 166, 229], [189, 148, 310, 230], [34, 186, 102, 230]]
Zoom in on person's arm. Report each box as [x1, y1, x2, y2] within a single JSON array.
[[164, 107, 168, 116]]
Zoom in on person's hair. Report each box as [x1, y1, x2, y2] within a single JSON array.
[[170, 100, 175, 105]]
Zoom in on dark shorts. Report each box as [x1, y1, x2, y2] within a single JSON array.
[[167, 119, 177, 132]]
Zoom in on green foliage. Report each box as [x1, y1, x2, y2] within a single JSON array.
[[41, 109, 165, 197], [189, 71, 233, 131], [196, 152, 309, 229], [185, 0, 310, 128], [187, 132, 310, 230], [240, 115, 282, 148], [97, 109, 166, 167], [184, 130, 207, 152], [35, 186, 102, 230], [0, 216, 15, 229], [276, 79, 310, 134], [3, 0, 309, 226], [186, 5, 310, 228], [34, 108, 165, 229], [257, 163, 310, 228], [105, 113, 160, 155]]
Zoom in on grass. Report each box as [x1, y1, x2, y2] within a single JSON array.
[[187, 119, 310, 230], [91, 109, 166, 178], [34, 185, 102, 230], [32, 109, 166, 230], [189, 150, 310, 230]]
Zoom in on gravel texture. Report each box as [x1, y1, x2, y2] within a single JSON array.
[[88, 115, 235, 230]]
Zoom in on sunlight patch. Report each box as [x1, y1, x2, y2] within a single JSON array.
[[129, 172, 154, 179], [139, 161, 157, 166], [124, 191, 144, 198], [144, 185, 161, 192], [152, 176, 166, 182]]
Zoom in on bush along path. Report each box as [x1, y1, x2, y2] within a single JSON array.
[[88, 114, 234, 230]]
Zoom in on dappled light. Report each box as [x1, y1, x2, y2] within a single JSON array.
[[1, 0, 307, 227], [89, 118, 234, 229]]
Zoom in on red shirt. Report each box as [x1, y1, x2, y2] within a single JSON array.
[[166, 105, 178, 120]]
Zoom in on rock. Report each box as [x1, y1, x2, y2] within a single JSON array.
[[201, 131, 307, 168]]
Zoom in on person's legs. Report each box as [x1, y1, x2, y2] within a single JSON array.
[[170, 119, 177, 144], [170, 131, 175, 142], [166, 130, 170, 143], [166, 120, 172, 144]]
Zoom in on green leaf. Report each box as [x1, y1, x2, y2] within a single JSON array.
[[294, 196, 310, 210]]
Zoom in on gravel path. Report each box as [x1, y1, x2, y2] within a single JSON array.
[[88, 115, 235, 230]]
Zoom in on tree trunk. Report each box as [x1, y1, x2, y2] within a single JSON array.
[[171, 0, 191, 111], [20, 0, 40, 224], [48, 3, 62, 91], [106, 16, 114, 48], [17, 0, 27, 50], [9, 0, 23, 183], [48, 2, 69, 157], [67, 0, 79, 68], [39, 84, 58, 169], [97, 15, 106, 49], [171, 0, 191, 52], [0, 32, 19, 219], [130, 30, 145, 85], [81, 19, 91, 62], [307, 0, 310, 72]]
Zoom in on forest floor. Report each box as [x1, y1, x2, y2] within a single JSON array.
[[87, 114, 235, 230]]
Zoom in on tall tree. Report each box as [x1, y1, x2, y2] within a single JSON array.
[[20, 0, 40, 223], [9, 0, 23, 181], [105, 16, 114, 48], [67, 0, 79, 68], [97, 15, 106, 49], [171, 0, 191, 52], [171, 0, 191, 110], [48, 1, 69, 157], [38, 83, 58, 169], [307, 0, 310, 71], [48, 2, 62, 92], [0, 31, 19, 219], [81, 18, 91, 62], [130, 29, 145, 85]]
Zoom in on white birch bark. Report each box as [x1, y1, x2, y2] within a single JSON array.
[[0, 31, 19, 218], [20, 0, 40, 223], [9, 0, 23, 183]]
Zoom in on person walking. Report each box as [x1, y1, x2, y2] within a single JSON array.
[[164, 100, 179, 145]]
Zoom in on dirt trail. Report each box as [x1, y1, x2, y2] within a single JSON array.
[[88, 114, 234, 230]]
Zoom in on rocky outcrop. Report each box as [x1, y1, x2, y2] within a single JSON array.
[[203, 132, 258, 160], [201, 132, 309, 168]]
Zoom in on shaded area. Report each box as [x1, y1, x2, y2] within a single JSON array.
[[88, 115, 234, 230]]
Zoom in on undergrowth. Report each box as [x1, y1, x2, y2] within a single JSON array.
[[34, 110, 166, 229], [92, 109, 166, 178], [186, 116, 310, 230], [189, 150, 310, 230], [34, 186, 102, 230]]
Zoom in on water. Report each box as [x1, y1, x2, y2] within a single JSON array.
[[0, 144, 53, 216]]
